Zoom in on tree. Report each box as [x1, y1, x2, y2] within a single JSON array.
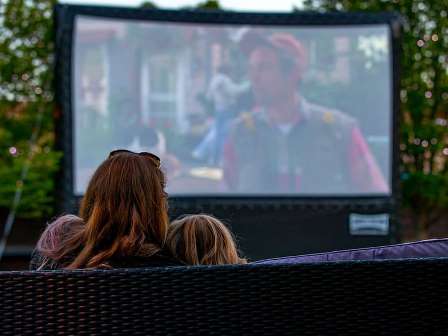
[[303, 0, 448, 237], [141, 1, 157, 9], [0, 0, 61, 219], [141, 0, 221, 10], [195, 0, 221, 10], [3, 0, 446, 240]]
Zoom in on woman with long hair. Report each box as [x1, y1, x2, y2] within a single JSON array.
[[30, 150, 181, 270]]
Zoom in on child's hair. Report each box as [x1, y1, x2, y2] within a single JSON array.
[[35, 214, 85, 270], [167, 214, 246, 265]]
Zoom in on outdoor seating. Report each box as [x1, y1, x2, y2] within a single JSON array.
[[255, 238, 448, 264], [1, 258, 447, 335]]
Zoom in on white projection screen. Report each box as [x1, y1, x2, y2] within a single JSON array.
[[72, 15, 393, 197]]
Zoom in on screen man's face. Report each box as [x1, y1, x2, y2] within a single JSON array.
[[249, 46, 293, 107]]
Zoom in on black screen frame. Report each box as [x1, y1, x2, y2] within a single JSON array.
[[54, 5, 402, 255]]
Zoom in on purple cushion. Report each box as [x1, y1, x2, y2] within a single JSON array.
[[254, 238, 448, 265]]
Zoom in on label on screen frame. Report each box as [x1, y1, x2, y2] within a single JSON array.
[[349, 213, 390, 236]]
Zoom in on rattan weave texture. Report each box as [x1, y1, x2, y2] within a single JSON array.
[[0, 259, 446, 335]]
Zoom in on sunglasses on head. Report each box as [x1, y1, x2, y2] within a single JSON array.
[[108, 149, 161, 168]]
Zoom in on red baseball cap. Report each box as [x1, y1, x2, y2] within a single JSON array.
[[239, 30, 308, 75]]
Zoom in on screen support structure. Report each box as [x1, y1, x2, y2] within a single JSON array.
[[55, 4, 402, 260]]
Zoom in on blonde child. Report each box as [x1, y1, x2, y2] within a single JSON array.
[[168, 214, 246, 265]]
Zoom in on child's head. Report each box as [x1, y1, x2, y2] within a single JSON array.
[[167, 214, 246, 265], [35, 214, 85, 269]]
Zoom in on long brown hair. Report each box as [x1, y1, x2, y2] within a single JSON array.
[[167, 214, 246, 265], [39, 151, 169, 269]]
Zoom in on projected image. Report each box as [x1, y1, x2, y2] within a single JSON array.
[[73, 16, 392, 196]]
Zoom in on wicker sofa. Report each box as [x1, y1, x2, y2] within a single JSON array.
[[1, 258, 447, 335]]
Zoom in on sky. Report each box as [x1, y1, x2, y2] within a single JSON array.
[[60, 0, 304, 11]]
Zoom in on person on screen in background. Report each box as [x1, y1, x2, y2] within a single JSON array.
[[167, 214, 247, 265], [30, 150, 182, 270], [129, 124, 167, 158], [193, 64, 250, 166], [128, 124, 181, 181], [223, 32, 388, 194]]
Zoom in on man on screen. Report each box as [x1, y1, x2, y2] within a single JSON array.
[[223, 32, 388, 194]]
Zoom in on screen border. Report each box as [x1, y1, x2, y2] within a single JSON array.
[[54, 4, 402, 214]]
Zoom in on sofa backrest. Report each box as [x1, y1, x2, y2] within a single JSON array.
[[1, 258, 447, 335], [254, 238, 448, 265]]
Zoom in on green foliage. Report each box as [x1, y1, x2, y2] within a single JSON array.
[[0, 0, 60, 219], [141, 1, 157, 9], [2, 0, 447, 232], [304, 0, 448, 231], [195, 0, 221, 10], [141, 0, 221, 10], [176, 0, 222, 11]]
